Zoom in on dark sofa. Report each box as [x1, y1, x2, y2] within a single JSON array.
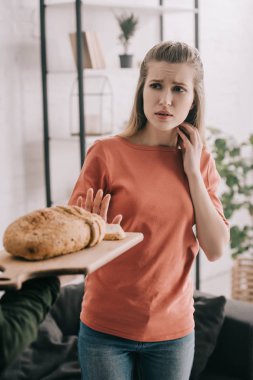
[[198, 293, 253, 380], [2, 283, 253, 380]]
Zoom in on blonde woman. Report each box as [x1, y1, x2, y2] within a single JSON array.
[[69, 41, 229, 380]]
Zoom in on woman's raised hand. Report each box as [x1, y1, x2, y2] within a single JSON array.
[[177, 122, 203, 177], [77, 188, 122, 224]]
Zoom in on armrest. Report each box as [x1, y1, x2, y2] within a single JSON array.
[[204, 297, 253, 380]]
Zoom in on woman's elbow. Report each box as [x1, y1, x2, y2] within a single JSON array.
[[202, 227, 230, 261], [204, 240, 229, 262], [206, 251, 223, 262]]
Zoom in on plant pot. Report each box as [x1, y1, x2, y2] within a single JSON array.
[[119, 54, 133, 68]]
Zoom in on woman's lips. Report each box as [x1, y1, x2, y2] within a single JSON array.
[[154, 112, 173, 120]]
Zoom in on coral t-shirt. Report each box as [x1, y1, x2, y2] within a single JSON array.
[[68, 136, 228, 342]]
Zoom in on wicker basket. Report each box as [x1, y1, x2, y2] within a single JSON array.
[[232, 255, 253, 303]]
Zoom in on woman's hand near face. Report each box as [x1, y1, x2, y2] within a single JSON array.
[[77, 188, 122, 224], [177, 123, 203, 177]]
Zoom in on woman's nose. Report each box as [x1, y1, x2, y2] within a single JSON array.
[[159, 90, 173, 106]]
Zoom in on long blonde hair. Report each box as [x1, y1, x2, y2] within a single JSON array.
[[120, 41, 205, 143]]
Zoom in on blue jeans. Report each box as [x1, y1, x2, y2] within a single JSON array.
[[78, 322, 194, 380]]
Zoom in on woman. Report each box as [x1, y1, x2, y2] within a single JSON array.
[[69, 41, 230, 380]]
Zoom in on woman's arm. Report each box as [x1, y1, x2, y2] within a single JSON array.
[[187, 172, 229, 261], [0, 277, 60, 373], [177, 124, 230, 261]]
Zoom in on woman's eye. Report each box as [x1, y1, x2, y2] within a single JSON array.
[[173, 86, 185, 92], [150, 83, 162, 90]]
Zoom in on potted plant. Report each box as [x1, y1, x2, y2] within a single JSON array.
[[207, 127, 253, 302], [115, 12, 138, 68]]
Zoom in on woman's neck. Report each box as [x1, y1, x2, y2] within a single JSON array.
[[128, 125, 179, 147]]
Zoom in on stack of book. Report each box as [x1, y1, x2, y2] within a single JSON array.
[[69, 31, 106, 69]]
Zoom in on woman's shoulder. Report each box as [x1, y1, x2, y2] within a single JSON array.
[[201, 146, 214, 168], [200, 147, 217, 178], [87, 136, 119, 152], [200, 147, 220, 188]]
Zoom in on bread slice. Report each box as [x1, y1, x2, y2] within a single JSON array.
[[104, 224, 126, 240], [52, 206, 105, 247], [92, 213, 106, 244]]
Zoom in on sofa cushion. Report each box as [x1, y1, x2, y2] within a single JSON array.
[[190, 294, 226, 380], [203, 297, 253, 380]]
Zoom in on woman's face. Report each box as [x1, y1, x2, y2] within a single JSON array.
[[143, 61, 195, 132]]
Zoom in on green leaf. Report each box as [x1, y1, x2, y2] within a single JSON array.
[[230, 226, 247, 248], [226, 174, 239, 187], [215, 138, 227, 151], [116, 12, 138, 51], [206, 127, 253, 259], [229, 147, 240, 157]]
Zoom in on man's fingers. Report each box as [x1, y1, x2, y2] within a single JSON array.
[[85, 188, 94, 212]]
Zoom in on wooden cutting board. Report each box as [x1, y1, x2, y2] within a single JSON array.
[[0, 232, 143, 290]]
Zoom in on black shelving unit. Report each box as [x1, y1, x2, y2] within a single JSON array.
[[40, 0, 85, 208], [39, 0, 200, 289], [194, 0, 200, 291]]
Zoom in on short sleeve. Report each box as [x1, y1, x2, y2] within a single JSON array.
[[205, 153, 229, 228], [68, 140, 110, 206]]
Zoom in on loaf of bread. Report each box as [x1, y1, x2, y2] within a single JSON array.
[[3, 205, 106, 260], [3, 206, 126, 261]]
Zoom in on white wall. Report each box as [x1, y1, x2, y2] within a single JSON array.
[[1, 0, 253, 297], [197, 0, 253, 295], [0, 0, 44, 234], [201, 0, 253, 140]]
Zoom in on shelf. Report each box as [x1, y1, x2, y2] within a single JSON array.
[[45, 1, 198, 14], [47, 68, 139, 75], [49, 132, 118, 141]]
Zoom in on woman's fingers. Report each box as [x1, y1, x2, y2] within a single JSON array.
[[180, 124, 194, 143], [77, 196, 83, 208], [111, 214, 123, 225], [80, 188, 122, 224], [100, 194, 111, 221], [85, 188, 94, 212], [180, 123, 201, 147], [177, 127, 191, 148], [93, 189, 103, 214]]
